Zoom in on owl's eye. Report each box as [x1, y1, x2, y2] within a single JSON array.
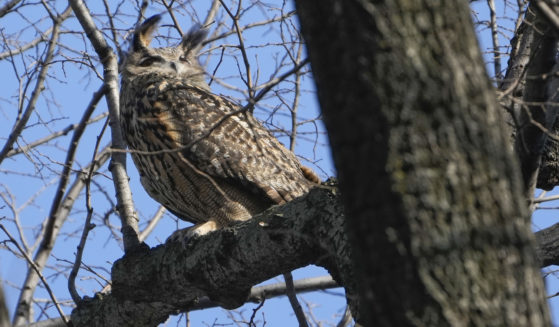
[[138, 56, 163, 67]]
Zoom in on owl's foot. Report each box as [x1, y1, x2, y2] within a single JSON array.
[[166, 221, 219, 246]]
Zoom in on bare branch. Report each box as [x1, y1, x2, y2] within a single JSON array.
[[487, 0, 502, 79], [0, 6, 71, 167], [337, 306, 353, 327], [44, 85, 105, 253], [138, 206, 166, 243], [12, 147, 110, 326], [162, 0, 184, 35], [68, 0, 141, 252], [219, 0, 255, 101], [283, 272, 309, 327], [23, 275, 339, 327], [68, 117, 110, 304], [203, 0, 221, 27], [0, 0, 22, 18], [0, 27, 52, 60], [6, 112, 108, 158], [1, 225, 69, 326]]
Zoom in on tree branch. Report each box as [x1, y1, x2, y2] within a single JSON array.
[[70, 186, 351, 327], [513, 3, 558, 200], [535, 223, 559, 267], [12, 147, 110, 326], [23, 276, 338, 327], [0, 6, 70, 167], [0, 0, 22, 18], [68, 0, 141, 252]]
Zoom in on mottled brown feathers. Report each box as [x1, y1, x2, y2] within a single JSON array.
[[120, 15, 319, 236]]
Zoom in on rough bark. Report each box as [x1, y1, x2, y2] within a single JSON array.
[[19, 179, 559, 327], [508, 4, 557, 196], [70, 186, 354, 326], [538, 115, 559, 190], [535, 223, 559, 267], [296, 0, 551, 326], [0, 283, 9, 327], [498, 4, 559, 192]]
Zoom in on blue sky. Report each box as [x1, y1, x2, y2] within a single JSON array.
[[0, 1, 342, 326], [1, 1, 558, 326]]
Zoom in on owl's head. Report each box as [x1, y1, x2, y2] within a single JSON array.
[[121, 15, 209, 90]]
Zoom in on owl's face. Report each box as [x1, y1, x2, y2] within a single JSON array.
[[121, 15, 209, 90]]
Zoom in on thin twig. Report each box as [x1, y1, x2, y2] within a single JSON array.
[[249, 298, 266, 326], [44, 85, 105, 251], [0, 225, 69, 326], [139, 206, 166, 242], [0, 27, 53, 60], [162, 0, 184, 36], [487, 0, 502, 79], [289, 43, 304, 151], [68, 117, 110, 304], [102, 0, 121, 57], [533, 193, 559, 203], [203, 0, 221, 28], [11, 147, 111, 327], [219, 0, 255, 101], [283, 272, 309, 327], [189, 275, 339, 310], [0, 6, 71, 167], [6, 112, 108, 158], [336, 306, 353, 327], [204, 11, 296, 45]]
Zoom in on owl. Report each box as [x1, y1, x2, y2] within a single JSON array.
[[119, 15, 320, 239]]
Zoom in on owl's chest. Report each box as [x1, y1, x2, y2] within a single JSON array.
[[121, 86, 182, 148]]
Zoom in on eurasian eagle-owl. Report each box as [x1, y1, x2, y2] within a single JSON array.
[[120, 15, 319, 238]]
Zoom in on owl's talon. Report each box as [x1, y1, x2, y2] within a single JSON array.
[[166, 221, 219, 246]]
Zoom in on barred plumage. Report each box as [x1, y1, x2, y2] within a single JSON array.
[[119, 15, 319, 237]]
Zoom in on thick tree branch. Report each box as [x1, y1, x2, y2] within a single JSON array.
[[70, 186, 351, 327], [23, 276, 338, 327], [16, 180, 559, 327]]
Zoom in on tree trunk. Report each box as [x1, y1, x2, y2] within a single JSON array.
[[295, 1, 551, 326], [0, 283, 9, 327]]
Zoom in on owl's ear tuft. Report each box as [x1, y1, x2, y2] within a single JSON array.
[[133, 15, 162, 50], [180, 25, 208, 56]]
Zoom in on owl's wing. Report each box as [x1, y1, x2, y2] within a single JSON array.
[[151, 81, 313, 205]]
